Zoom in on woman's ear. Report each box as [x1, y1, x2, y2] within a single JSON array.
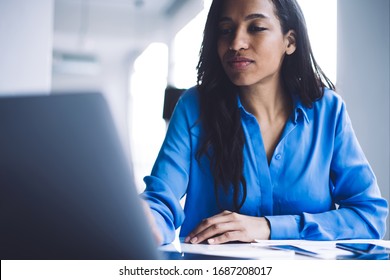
[[285, 30, 297, 55]]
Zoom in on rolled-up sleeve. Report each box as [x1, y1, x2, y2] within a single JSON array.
[[141, 92, 193, 244], [327, 101, 388, 239]]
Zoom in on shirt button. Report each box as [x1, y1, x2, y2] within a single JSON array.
[[275, 154, 282, 160]]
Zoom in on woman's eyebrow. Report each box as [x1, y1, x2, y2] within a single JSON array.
[[219, 13, 269, 23], [245, 13, 269, 21]]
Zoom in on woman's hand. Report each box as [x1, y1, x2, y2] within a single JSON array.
[[141, 200, 163, 246], [184, 211, 270, 244]]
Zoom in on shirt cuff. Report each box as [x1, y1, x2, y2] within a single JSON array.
[[265, 215, 301, 239], [151, 209, 176, 245]]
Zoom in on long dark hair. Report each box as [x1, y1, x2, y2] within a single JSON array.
[[196, 0, 335, 211]]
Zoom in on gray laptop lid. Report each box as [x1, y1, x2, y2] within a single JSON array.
[[0, 93, 159, 260]]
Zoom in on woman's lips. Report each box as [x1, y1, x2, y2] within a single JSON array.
[[226, 57, 254, 70]]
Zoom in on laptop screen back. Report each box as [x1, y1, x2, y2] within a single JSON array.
[[0, 93, 159, 260]]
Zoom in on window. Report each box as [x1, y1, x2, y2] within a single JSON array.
[[298, 0, 337, 83], [129, 43, 168, 191]]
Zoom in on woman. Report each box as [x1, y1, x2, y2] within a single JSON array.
[[141, 0, 388, 245]]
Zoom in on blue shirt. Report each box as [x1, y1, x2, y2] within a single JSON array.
[[142, 86, 388, 244]]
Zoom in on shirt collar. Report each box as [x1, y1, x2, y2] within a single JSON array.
[[236, 93, 310, 124], [237, 95, 245, 110], [291, 93, 310, 124]]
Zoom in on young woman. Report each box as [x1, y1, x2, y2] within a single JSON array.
[[141, 0, 388, 245]]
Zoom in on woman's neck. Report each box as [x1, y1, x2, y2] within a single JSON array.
[[238, 82, 291, 125]]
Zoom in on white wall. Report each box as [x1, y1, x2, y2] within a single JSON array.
[[51, 51, 136, 164], [337, 0, 390, 239], [0, 0, 53, 94]]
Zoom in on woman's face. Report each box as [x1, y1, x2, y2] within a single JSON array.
[[217, 0, 296, 89]]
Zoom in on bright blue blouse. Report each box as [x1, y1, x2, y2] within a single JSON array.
[[142, 86, 388, 244]]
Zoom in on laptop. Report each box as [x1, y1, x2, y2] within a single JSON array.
[[0, 93, 160, 260]]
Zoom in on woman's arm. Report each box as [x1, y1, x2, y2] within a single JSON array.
[[141, 89, 197, 244]]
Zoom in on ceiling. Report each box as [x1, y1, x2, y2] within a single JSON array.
[[53, 0, 203, 56]]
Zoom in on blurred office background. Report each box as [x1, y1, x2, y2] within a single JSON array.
[[0, 0, 388, 239]]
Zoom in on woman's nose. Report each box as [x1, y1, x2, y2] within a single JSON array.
[[229, 28, 249, 51]]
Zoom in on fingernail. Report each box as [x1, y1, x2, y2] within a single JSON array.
[[190, 237, 198, 243], [184, 236, 190, 243], [208, 238, 214, 244]]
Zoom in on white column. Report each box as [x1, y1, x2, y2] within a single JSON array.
[[0, 0, 53, 95]]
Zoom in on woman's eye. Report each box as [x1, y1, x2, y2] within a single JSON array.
[[218, 27, 233, 36], [249, 26, 267, 32]]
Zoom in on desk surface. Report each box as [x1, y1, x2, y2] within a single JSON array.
[[159, 238, 390, 260]]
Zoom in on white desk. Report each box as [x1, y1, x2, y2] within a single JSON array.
[[159, 238, 390, 260]]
